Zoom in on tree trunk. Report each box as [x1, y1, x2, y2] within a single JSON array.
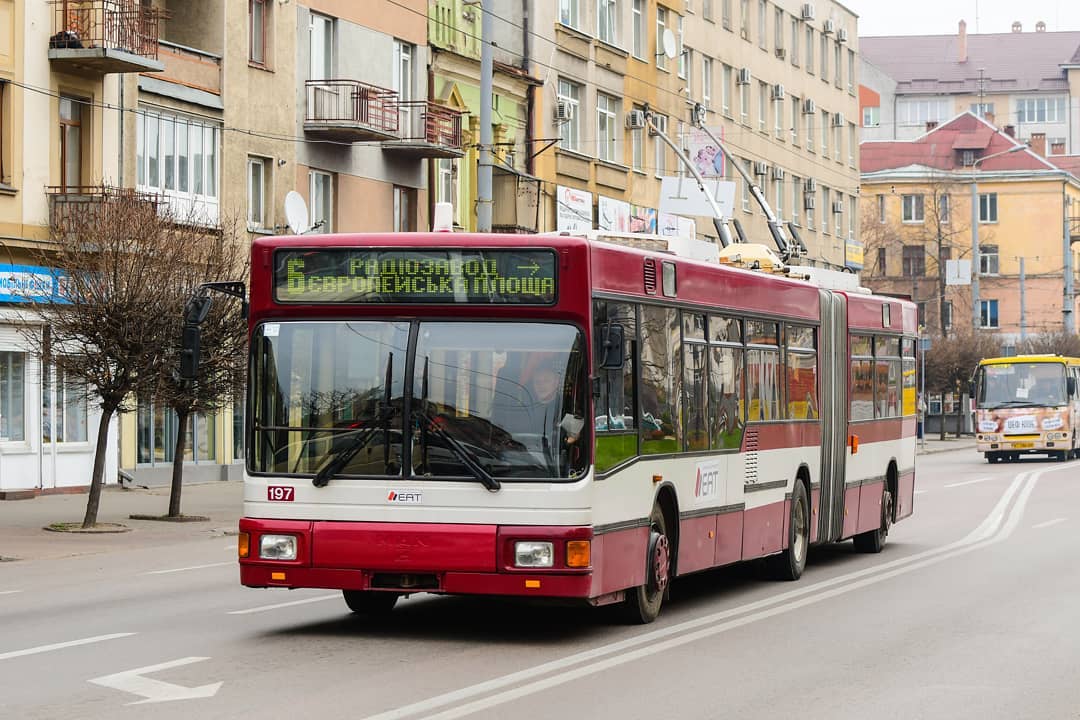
[[168, 408, 190, 517], [82, 405, 116, 529]]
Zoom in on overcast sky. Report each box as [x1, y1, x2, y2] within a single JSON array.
[[845, 0, 1080, 37]]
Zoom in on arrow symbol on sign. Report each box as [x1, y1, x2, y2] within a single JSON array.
[[516, 260, 540, 275], [89, 656, 222, 705]]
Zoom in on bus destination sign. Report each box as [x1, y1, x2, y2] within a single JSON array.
[[274, 248, 557, 305]]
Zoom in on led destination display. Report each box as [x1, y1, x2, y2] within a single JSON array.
[[274, 248, 557, 305]]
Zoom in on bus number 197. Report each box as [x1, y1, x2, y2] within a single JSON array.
[[267, 486, 295, 502]]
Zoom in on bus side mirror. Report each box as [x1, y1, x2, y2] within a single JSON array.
[[1068, 377, 1077, 397], [598, 323, 625, 370]]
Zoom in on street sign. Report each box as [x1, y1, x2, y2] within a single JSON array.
[[920, 337, 932, 351], [945, 259, 971, 286]]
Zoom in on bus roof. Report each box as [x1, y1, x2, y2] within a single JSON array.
[[978, 355, 1080, 366]]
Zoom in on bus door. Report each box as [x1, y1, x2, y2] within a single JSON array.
[[816, 290, 847, 543]]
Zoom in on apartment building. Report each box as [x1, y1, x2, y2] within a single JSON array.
[[861, 21, 1080, 154], [860, 112, 1080, 339], [536, 0, 861, 270], [0, 0, 167, 493]]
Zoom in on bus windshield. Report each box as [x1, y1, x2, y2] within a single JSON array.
[[976, 362, 1067, 408], [251, 320, 588, 481]]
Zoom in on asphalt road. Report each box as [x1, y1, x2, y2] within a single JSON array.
[[2, 450, 1078, 720]]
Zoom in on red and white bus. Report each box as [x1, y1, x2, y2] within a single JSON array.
[[238, 231, 918, 623]]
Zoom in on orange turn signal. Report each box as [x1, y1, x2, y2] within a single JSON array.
[[238, 532, 250, 558], [566, 540, 592, 568], [849, 434, 860, 454], [271, 572, 286, 581]]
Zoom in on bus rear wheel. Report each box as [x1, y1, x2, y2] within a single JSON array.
[[621, 504, 670, 624], [343, 590, 399, 615], [853, 485, 893, 554], [767, 481, 809, 580]]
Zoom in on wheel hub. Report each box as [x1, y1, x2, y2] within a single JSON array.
[[650, 532, 670, 594]]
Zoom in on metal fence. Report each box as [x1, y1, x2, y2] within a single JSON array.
[[304, 80, 399, 134]]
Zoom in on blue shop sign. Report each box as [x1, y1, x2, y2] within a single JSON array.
[[0, 263, 68, 303]]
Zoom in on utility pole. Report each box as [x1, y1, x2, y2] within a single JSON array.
[[1019, 256, 1027, 344], [476, 0, 494, 232], [1065, 192, 1075, 333]]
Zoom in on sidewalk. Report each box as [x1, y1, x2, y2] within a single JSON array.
[[916, 435, 977, 456], [0, 480, 243, 563]]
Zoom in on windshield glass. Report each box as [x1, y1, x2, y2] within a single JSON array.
[[250, 321, 588, 480], [976, 362, 1067, 408]]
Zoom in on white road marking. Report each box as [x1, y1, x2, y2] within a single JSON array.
[[0, 590, 23, 596], [1033, 518, 1066, 529], [227, 594, 339, 615], [89, 656, 222, 705], [0, 633, 136, 662], [944, 476, 991, 489], [145, 562, 234, 575], [363, 463, 1079, 720]]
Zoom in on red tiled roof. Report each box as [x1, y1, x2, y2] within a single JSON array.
[[1050, 155, 1080, 177], [861, 112, 1054, 174]]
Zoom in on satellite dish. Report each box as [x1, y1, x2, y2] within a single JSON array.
[[661, 28, 678, 59], [284, 191, 310, 234]]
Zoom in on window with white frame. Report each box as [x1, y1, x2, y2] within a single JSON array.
[[702, 56, 713, 108], [1017, 97, 1067, 124], [820, 33, 828, 80], [704, 0, 713, 20], [980, 299, 999, 329], [43, 364, 87, 444], [821, 186, 830, 234], [741, 158, 751, 212], [739, 79, 749, 124], [790, 96, 799, 143], [758, 81, 768, 131], [902, 194, 924, 223], [791, 16, 799, 65], [863, 106, 880, 127], [597, 92, 619, 162], [848, 122, 855, 166], [678, 17, 688, 79], [774, 94, 783, 138], [557, 78, 582, 152], [656, 7, 668, 70], [979, 192, 998, 222], [740, 0, 749, 38], [0, 351, 25, 442], [632, 0, 644, 58], [560, 0, 581, 28], [757, 0, 766, 49], [970, 102, 995, 117], [774, 7, 783, 52], [834, 193, 842, 235], [833, 42, 841, 87], [790, 175, 800, 224], [721, 64, 732, 115], [309, 12, 333, 80], [834, 122, 842, 161], [774, 176, 783, 221], [250, 0, 268, 65], [820, 109, 828, 154], [805, 26, 813, 73], [847, 49, 855, 92], [878, 194, 886, 223], [848, 195, 856, 239], [723, 0, 732, 30], [897, 98, 951, 127], [980, 244, 999, 275], [435, 158, 456, 211], [806, 108, 814, 151], [137, 111, 220, 223], [247, 156, 268, 229], [598, 0, 618, 44], [631, 104, 645, 170], [309, 170, 333, 233], [806, 184, 815, 229], [394, 186, 417, 232], [653, 113, 668, 175], [938, 193, 950, 224]]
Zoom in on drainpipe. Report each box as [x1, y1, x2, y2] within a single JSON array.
[[523, 0, 534, 177]]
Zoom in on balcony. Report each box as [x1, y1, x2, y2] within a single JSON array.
[[49, 0, 165, 75], [47, 185, 160, 239], [303, 80, 399, 142], [151, 41, 222, 99], [382, 102, 465, 159]]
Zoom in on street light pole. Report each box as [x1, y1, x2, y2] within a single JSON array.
[[970, 143, 1027, 330]]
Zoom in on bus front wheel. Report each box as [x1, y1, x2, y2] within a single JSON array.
[[343, 590, 399, 615], [621, 504, 670, 624]]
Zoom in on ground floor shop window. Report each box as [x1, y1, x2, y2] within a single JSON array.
[[232, 402, 245, 461], [0, 351, 25, 441], [136, 400, 217, 465], [42, 365, 88, 443]]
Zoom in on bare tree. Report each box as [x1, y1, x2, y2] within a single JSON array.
[[924, 330, 1003, 438], [19, 192, 205, 528], [155, 222, 248, 519], [1020, 330, 1080, 357]]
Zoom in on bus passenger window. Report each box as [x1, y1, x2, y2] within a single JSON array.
[[683, 312, 709, 451], [785, 326, 817, 420], [640, 305, 681, 454], [594, 302, 638, 472]]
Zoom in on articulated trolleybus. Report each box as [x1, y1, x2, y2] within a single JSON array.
[[239, 230, 918, 623]]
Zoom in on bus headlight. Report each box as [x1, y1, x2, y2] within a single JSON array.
[[259, 534, 298, 561], [514, 541, 554, 568]]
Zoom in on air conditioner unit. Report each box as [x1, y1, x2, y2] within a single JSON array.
[[837, 28, 848, 43], [740, 28, 750, 41], [832, 200, 844, 214], [626, 109, 647, 129], [801, 4, 816, 21], [823, 19, 835, 34], [753, 161, 769, 175], [802, 98, 816, 115], [804, 195, 816, 210], [804, 178, 818, 192], [771, 83, 786, 100], [832, 111, 845, 127], [775, 47, 787, 60], [771, 166, 786, 180], [737, 67, 752, 85], [554, 100, 574, 121]]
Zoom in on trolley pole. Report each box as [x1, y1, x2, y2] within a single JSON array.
[[476, 0, 494, 232]]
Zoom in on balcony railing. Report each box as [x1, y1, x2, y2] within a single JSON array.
[[49, 0, 164, 74], [47, 185, 161, 238], [303, 79, 399, 141], [383, 101, 465, 158]]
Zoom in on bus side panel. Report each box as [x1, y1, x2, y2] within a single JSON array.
[[592, 527, 649, 596], [677, 515, 718, 575], [843, 486, 861, 538], [741, 502, 785, 560], [809, 487, 821, 544], [714, 510, 743, 567], [857, 480, 886, 535], [897, 467, 915, 520]]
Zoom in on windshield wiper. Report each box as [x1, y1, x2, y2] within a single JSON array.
[[416, 356, 500, 492], [988, 400, 1041, 409], [312, 353, 397, 488]]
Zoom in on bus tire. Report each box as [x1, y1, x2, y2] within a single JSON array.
[[853, 485, 893, 554], [621, 504, 671, 624], [343, 590, 399, 615], [767, 481, 809, 581]]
